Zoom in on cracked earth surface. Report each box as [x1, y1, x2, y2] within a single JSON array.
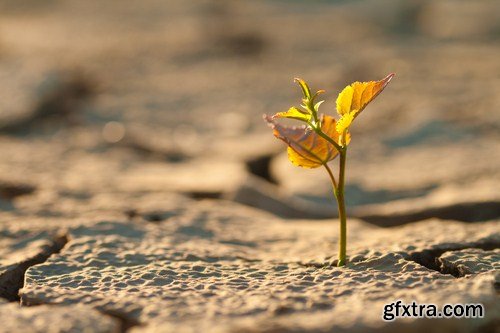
[[0, 0, 499, 332]]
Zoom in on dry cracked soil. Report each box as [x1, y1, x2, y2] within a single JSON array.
[[0, 0, 499, 332]]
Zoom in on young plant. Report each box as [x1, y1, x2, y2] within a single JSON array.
[[264, 73, 394, 266]]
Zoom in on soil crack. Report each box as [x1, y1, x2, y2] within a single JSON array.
[[245, 154, 278, 184], [99, 309, 140, 333], [0, 233, 68, 302], [406, 240, 499, 278], [359, 201, 500, 226]]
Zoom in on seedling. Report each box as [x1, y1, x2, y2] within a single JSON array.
[[264, 74, 394, 266]]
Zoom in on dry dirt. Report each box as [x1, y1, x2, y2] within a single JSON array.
[[0, 0, 498, 332]]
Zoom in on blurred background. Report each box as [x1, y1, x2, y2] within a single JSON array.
[[0, 0, 499, 224]]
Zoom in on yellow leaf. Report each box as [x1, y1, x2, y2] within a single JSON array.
[[336, 112, 354, 135], [336, 73, 394, 117], [273, 107, 311, 122], [264, 114, 347, 168]]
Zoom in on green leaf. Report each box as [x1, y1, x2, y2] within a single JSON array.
[[314, 100, 324, 112], [273, 107, 311, 122], [294, 78, 312, 100], [312, 89, 325, 102]]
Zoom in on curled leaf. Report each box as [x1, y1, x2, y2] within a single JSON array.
[[294, 77, 312, 100], [273, 107, 311, 122], [264, 114, 349, 168], [314, 100, 325, 112], [312, 89, 326, 102], [336, 73, 394, 117]]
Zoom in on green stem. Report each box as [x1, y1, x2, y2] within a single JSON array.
[[336, 149, 347, 266], [313, 124, 348, 266], [323, 163, 338, 192]]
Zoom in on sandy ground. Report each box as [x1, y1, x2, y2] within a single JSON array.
[[0, 0, 499, 332]]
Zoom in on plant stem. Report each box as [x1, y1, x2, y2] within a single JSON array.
[[323, 163, 338, 191], [314, 124, 348, 266], [336, 149, 347, 266]]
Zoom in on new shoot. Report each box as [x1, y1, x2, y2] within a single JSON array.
[[264, 73, 394, 266]]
